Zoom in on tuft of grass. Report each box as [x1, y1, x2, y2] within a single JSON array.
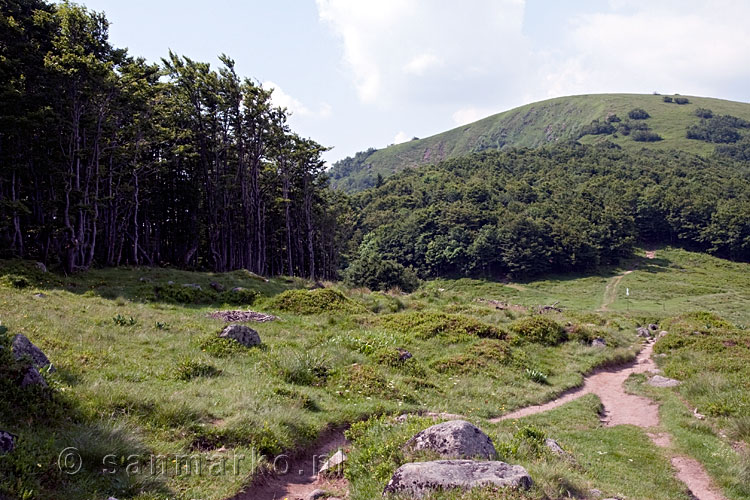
[[379, 311, 505, 342], [510, 316, 567, 346], [174, 359, 221, 381]]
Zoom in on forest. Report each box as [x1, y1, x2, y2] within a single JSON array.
[[0, 0, 348, 278], [344, 144, 750, 291]]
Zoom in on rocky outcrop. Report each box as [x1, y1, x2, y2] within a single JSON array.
[[218, 325, 261, 347], [11, 334, 53, 371], [318, 449, 346, 475], [405, 420, 497, 460], [383, 460, 532, 498]]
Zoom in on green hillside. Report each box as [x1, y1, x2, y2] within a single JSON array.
[[330, 93, 750, 191]]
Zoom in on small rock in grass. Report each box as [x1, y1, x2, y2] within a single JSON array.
[[218, 324, 261, 347], [658, 330, 668, 338], [319, 450, 346, 475], [306, 489, 327, 500], [405, 420, 497, 460], [591, 337, 606, 348], [0, 431, 15, 454], [544, 438, 566, 456], [210, 281, 225, 292], [636, 327, 651, 338], [397, 348, 413, 361], [183, 283, 202, 290], [12, 334, 54, 371]]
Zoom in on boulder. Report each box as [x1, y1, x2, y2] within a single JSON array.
[[21, 366, 46, 388], [648, 324, 659, 331], [35, 262, 47, 273], [0, 431, 15, 454], [230, 286, 246, 293], [648, 375, 681, 388], [306, 490, 327, 500], [318, 449, 346, 475], [218, 325, 261, 347], [383, 460, 532, 498], [12, 334, 54, 372], [405, 420, 497, 460], [182, 283, 202, 290], [32, 293, 46, 299], [591, 337, 606, 348], [210, 281, 225, 292], [636, 327, 651, 338], [658, 330, 668, 338]]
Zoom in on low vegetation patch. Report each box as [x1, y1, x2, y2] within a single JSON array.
[[379, 311, 505, 341], [510, 316, 567, 346], [270, 288, 366, 314]]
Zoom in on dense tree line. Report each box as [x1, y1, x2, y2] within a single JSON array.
[[0, 0, 348, 277], [345, 144, 750, 288]]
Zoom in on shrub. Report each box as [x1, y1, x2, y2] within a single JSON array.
[[270, 288, 366, 314], [579, 119, 615, 137], [221, 287, 260, 305], [632, 130, 663, 142], [674, 97, 690, 105], [273, 351, 330, 386], [380, 311, 505, 341], [153, 284, 217, 304], [1, 274, 30, 288], [695, 108, 713, 119], [663, 96, 673, 103], [510, 316, 566, 345], [198, 335, 254, 357], [606, 114, 621, 123], [112, 314, 136, 326], [525, 368, 549, 384], [628, 108, 650, 120], [344, 253, 420, 293], [174, 360, 220, 381]]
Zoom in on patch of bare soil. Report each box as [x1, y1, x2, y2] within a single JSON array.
[[230, 428, 348, 500]]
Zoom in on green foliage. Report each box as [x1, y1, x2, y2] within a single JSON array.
[[496, 425, 549, 461], [272, 351, 330, 386], [525, 368, 550, 384], [687, 114, 750, 143], [579, 118, 616, 137], [344, 241, 420, 293], [510, 316, 567, 345], [174, 359, 220, 381], [153, 284, 218, 304], [270, 288, 366, 314], [380, 311, 505, 341], [112, 314, 136, 326], [631, 130, 663, 142], [197, 335, 254, 357], [674, 97, 690, 104], [663, 96, 673, 103], [0, 274, 30, 289], [221, 288, 261, 305], [695, 108, 714, 118], [628, 108, 650, 119]]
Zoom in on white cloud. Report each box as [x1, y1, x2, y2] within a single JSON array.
[[263, 80, 332, 119], [316, 0, 528, 105], [403, 53, 443, 76], [393, 131, 410, 144]]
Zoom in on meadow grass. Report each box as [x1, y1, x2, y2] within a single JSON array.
[[0, 246, 748, 499]]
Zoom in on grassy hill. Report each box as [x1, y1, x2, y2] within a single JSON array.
[[330, 93, 750, 191]]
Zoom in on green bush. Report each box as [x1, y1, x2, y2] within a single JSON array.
[[344, 252, 420, 293], [628, 108, 650, 120], [380, 311, 505, 341], [197, 335, 254, 357], [153, 284, 217, 304], [510, 316, 567, 345], [174, 359, 220, 381], [0, 274, 30, 289], [695, 108, 713, 119], [270, 288, 366, 314], [663, 96, 673, 103], [221, 287, 260, 305], [674, 97, 690, 105], [632, 130, 663, 142]]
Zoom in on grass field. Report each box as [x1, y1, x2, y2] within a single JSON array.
[[330, 93, 750, 191], [0, 246, 748, 500]]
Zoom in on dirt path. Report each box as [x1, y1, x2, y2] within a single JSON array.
[[599, 269, 633, 311], [490, 340, 658, 425], [230, 429, 348, 500], [491, 340, 728, 500]]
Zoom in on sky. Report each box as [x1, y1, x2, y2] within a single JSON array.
[[78, 0, 750, 165]]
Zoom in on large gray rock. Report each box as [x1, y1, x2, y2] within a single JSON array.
[[218, 324, 261, 347], [383, 460, 532, 498], [210, 281, 225, 292], [0, 431, 15, 454], [636, 327, 651, 338], [12, 334, 54, 372], [319, 449, 346, 475], [21, 367, 47, 388], [405, 420, 497, 460], [648, 375, 681, 388]]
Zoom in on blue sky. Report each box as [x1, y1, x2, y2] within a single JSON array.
[[80, 0, 750, 164]]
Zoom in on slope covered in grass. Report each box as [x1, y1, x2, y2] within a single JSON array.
[[330, 93, 750, 191]]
